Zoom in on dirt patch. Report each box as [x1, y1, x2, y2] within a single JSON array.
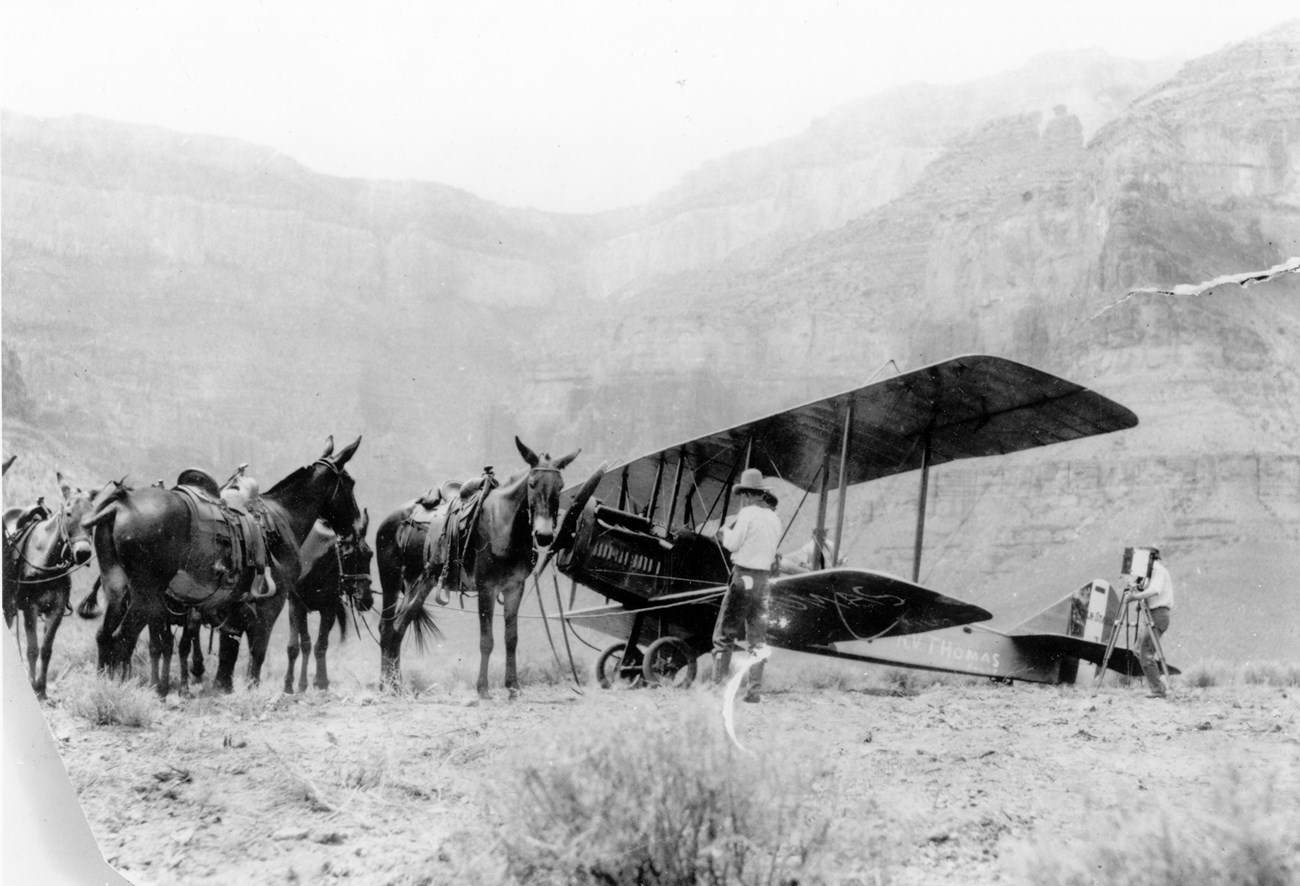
[[33, 658, 1300, 885]]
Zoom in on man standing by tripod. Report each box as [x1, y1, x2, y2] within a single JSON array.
[[1127, 547, 1175, 698]]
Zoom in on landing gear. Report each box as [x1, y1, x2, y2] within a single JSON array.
[[642, 636, 698, 687], [596, 642, 644, 688]]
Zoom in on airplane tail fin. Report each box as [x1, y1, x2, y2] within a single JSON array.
[[1009, 580, 1118, 683]]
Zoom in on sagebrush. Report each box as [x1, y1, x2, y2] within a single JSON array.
[[493, 696, 836, 886]]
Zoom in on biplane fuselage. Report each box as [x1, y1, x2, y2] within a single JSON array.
[[553, 355, 1165, 687]]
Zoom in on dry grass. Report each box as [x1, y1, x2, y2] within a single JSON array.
[[61, 670, 161, 728], [1018, 767, 1300, 885], [491, 696, 838, 886]]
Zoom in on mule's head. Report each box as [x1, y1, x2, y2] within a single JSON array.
[[313, 436, 364, 540], [516, 437, 580, 548], [336, 508, 374, 611], [57, 472, 95, 565]]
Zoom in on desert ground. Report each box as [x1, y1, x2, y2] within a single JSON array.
[[11, 605, 1300, 886]]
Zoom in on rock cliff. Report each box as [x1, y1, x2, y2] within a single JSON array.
[[3, 28, 1297, 660]]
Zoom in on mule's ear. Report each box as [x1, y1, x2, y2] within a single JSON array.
[[516, 436, 539, 468], [332, 436, 362, 467], [57, 471, 72, 498], [553, 449, 581, 471], [2, 455, 15, 475], [321, 436, 335, 458], [360, 508, 370, 532]]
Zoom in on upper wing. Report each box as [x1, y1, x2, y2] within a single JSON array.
[[767, 568, 993, 648], [560, 568, 992, 651], [580, 354, 1137, 526]]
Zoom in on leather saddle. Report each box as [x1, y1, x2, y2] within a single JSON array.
[[3, 500, 49, 541], [168, 478, 269, 608]]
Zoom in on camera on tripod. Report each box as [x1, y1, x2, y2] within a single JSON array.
[[1120, 546, 1157, 593]]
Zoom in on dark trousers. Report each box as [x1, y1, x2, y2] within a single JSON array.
[[712, 566, 771, 694], [712, 566, 771, 653], [1138, 606, 1171, 693]]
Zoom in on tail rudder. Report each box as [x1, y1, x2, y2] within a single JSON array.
[[1010, 579, 1118, 683]]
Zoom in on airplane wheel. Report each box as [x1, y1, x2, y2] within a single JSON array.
[[641, 637, 698, 688], [596, 642, 644, 689]]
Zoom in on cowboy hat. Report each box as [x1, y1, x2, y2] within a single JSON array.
[[733, 468, 770, 496]]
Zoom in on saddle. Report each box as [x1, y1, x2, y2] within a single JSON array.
[[168, 481, 271, 609], [406, 468, 499, 599], [3, 500, 49, 541]]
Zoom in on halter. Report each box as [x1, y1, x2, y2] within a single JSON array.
[[8, 499, 93, 584], [332, 532, 372, 597], [524, 466, 565, 551]]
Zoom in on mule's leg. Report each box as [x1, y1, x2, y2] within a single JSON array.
[[215, 631, 241, 694], [295, 606, 312, 693], [188, 616, 206, 683], [34, 602, 66, 700], [111, 609, 149, 682], [476, 584, 496, 700], [376, 520, 406, 691], [284, 600, 303, 694], [313, 608, 336, 691], [502, 583, 524, 700], [22, 606, 40, 695], [244, 595, 284, 689], [97, 564, 130, 674], [148, 622, 174, 698]]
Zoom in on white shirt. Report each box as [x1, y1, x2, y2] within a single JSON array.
[[720, 505, 782, 570], [1144, 561, 1174, 609]]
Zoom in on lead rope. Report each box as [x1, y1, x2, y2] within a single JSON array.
[[530, 564, 583, 694]]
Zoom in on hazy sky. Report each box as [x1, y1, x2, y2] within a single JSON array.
[[2, 1, 1295, 212]]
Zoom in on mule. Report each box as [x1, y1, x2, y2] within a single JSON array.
[[283, 514, 374, 693], [378, 437, 579, 699], [87, 436, 366, 696], [3, 473, 96, 699]]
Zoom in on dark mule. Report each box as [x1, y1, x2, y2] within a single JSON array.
[[87, 436, 366, 696], [378, 438, 579, 699], [283, 514, 374, 693], [3, 473, 95, 698]]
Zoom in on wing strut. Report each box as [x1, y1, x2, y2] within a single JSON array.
[[912, 431, 932, 583], [812, 456, 831, 570], [831, 398, 854, 567]]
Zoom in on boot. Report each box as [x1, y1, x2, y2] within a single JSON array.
[[711, 650, 732, 686]]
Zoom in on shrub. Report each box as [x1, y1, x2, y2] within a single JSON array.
[[1240, 661, 1300, 687], [1182, 659, 1232, 689], [494, 698, 834, 885], [1019, 767, 1299, 885], [63, 672, 160, 728]]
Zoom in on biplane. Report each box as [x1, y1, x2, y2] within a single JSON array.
[[549, 354, 1174, 687]]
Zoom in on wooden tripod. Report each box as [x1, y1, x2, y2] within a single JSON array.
[[1092, 590, 1172, 697]]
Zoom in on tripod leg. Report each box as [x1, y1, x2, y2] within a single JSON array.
[[1091, 593, 1129, 695]]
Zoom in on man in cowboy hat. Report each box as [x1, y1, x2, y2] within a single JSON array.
[[712, 468, 782, 702]]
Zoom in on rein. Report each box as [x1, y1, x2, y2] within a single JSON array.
[[7, 508, 95, 585]]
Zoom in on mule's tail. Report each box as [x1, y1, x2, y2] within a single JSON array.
[[83, 480, 130, 530], [400, 589, 442, 652], [76, 576, 103, 619]]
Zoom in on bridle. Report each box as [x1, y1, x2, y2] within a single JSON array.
[[524, 465, 565, 551], [312, 457, 370, 599], [7, 499, 94, 585]]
